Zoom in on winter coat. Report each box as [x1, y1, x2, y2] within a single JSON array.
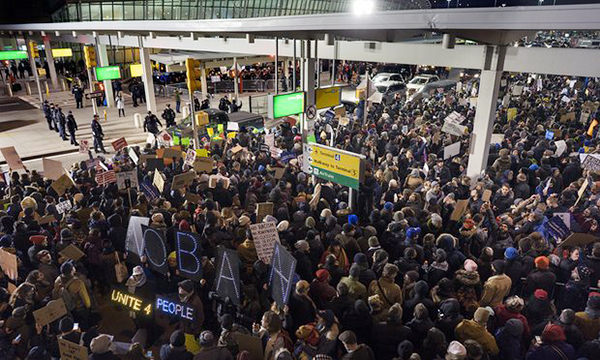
[[159, 344, 194, 360], [341, 344, 376, 360], [495, 326, 522, 360], [574, 311, 600, 341], [371, 321, 411, 360], [436, 299, 463, 342], [480, 274, 512, 307], [523, 269, 556, 298], [368, 277, 403, 309], [525, 341, 575, 360], [455, 319, 499, 356], [339, 276, 367, 301]]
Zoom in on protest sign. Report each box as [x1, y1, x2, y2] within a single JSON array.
[[59, 244, 86, 261], [157, 131, 172, 147], [51, 174, 75, 196], [0, 249, 17, 281], [78, 140, 90, 154], [269, 243, 297, 307], [233, 333, 264, 360], [554, 213, 571, 230], [95, 170, 117, 186], [444, 111, 466, 124], [215, 247, 241, 306], [256, 202, 274, 223], [56, 199, 72, 215], [42, 158, 63, 180], [250, 222, 281, 264], [450, 199, 469, 221], [193, 157, 213, 173], [128, 148, 139, 165], [175, 231, 203, 281], [442, 121, 467, 137], [184, 149, 197, 166], [111, 137, 128, 152], [273, 167, 286, 179], [58, 338, 88, 360], [561, 95, 571, 103], [582, 154, 600, 172], [469, 97, 478, 108], [490, 134, 504, 144], [507, 108, 517, 121], [555, 140, 567, 157], [140, 180, 160, 202], [116, 170, 139, 190], [209, 174, 230, 189], [482, 189, 493, 202], [110, 288, 152, 316], [443, 142, 461, 160], [227, 122, 240, 131], [280, 151, 296, 164], [196, 148, 209, 158], [125, 216, 150, 260], [512, 85, 523, 96], [146, 158, 164, 172], [576, 178, 589, 206], [560, 233, 598, 248], [560, 112, 576, 123], [185, 192, 201, 204], [155, 295, 195, 321], [0, 147, 24, 171], [265, 133, 275, 150], [33, 298, 67, 326], [545, 130, 554, 140], [231, 145, 244, 154], [153, 170, 165, 193], [171, 171, 196, 190], [139, 154, 156, 166], [142, 225, 168, 275]]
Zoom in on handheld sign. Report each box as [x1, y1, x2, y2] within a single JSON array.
[[59, 244, 86, 261], [110, 288, 152, 316], [176, 231, 203, 281], [142, 225, 168, 275], [111, 137, 128, 152], [250, 222, 281, 264], [0, 249, 17, 281], [215, 247, 241, 306], [125, 216, 150, 261], [33, 298, 68, 326], [155, 295, 195, 321], [42, 158, 64, 180], [269, 242, 297, 307], [58, 338, 88, 360], [116, 170, 139, 190], [0, 147, 25, 171]]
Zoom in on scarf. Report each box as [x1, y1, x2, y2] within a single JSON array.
[[126, 272, 147, 294]]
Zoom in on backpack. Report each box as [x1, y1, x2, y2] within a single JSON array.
[[57, 278, 78, 312]]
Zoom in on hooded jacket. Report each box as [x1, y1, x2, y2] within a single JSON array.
[[455, 319, 499, 356]]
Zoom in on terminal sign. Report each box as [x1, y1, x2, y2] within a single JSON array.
[[0, 51, 28, 61], [302, 143, 364, 189], [268, 92, 305, 119], [156, 295, 195, 321], [95, 66, 122, 81]]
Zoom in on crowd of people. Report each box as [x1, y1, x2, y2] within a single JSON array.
[[0, 68, 599, 360]]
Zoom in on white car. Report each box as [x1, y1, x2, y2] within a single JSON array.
[[372, 72, 405, 93], [406, 74, 440, 96]]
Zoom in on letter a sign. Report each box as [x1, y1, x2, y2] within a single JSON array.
[[215, 247, 241, 306], [269, 242, 297, 307]]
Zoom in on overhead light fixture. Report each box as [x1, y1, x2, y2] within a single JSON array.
[[352, 0, 374, 15]]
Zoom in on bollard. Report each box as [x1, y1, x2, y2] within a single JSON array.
[[134, 113, 141, 128], [60, 79, 67, 92], [25, 82, 31, 95], [104, 110, 107, 122], [182, 105, 190, 119]]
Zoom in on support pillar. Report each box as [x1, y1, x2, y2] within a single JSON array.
[[200, 65, 208, 101], [139, 44, 157, 113], [466, 45, 506, 180], [233, 57, 239, 101], [274, 37, 279, 94], [42, 37, 59, 90], [301, 40, 316, 139], [97, 44, 115, 107], [25, 36, 43, 103]]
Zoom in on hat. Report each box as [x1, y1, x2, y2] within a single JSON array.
[[178, 279, 194, 293], [534, 289, 548, 300], [349, 264, 360, 278], [354, 253, 367, 264], [239, 215, 251, 226], [316, 269, 330, 282], [534, 256, 550, 270], [348, 214, 358, 225], [504, 247, 518, 260], [505, 318, 524, 337], [294, 240, 309, 252], [463, 259, 478, 272], [368, 236, 379, 248], [199, 330, 215, 346], [446, 341, 467, 360], [587, 292, 600, 310], [60, 261, 74, 276], [339, 330, 357, 345], [60, 228, 73, 241], [384, 202, 394, 211], [542, 323, 566, 342], [277, 220, 289, 232], [132, 265, 144, 276], [559, 309, 576, 325], [30, 235, 46, 245], [59, 317, 74, 333], [170, 330, 185, 347], [492, 259, 506, 274], [473, 307, 490, 324], [505, 296, 524, 312], [517, 173, 527, 182], [406, 227, 421, 238], [529, 164, 539, 171], [90, 334, 112, 354]]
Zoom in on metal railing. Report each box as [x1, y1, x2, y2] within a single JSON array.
[[157, 78, 294, 100]]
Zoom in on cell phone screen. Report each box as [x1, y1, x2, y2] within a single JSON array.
[[146, 351, 153, 358], [73, 323, 79, 331]]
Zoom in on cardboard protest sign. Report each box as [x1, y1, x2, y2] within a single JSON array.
[[490, 134, 504, 144], [142, 225, 168, 275], [250, 222, 281, 264], [441, 121, 467, 137], [171, 171, 196, 190], [482, 189, 492, 202], [56, 200, 72, 215], [575, 179, 589, 206], [256, 202, 274, 223], [560, 112, 576, 123], [215, 247, 241, 306], [78, 140, 90, 154], [269, 242, 297, 307], [42, 158, 64, 180], [128, 148, 139, 165], [116, 170, 139, 190], [139, 154, 156, 166], [153, 171, 165, 193], [0, 147, 24, 171], [444, 111, 465, 124], [196, 149, 209, 158], [33, 298, 67, 326], [233, 333, 264, 360], [58, 338, 88, 360], [450, 199, 469, 221], [125, 216, 150, 260], [0, 249, 17, 281], [51, 174, 75, 196], [185, 192, 201, 204], [209, 174, 230, 189], [59, 244, 86, 261], [193, 157, 213, 173], [184, 149, 197, 166], [560, 233, 598, 248], [231, 145, 244, 154], [175, 231, 203, 281], [273, 167, 286, 179], [443, 142, 461, 160], [111, 137, 128, 152], [158, 148, 182, 162]]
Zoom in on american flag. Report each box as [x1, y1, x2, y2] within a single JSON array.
[[96, 170, 117, 186], [547, 215, 571, 242], [140, 180, 159, 201]]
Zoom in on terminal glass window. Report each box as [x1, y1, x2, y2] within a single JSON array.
[[102, 3, 113, 20], [90, 4, 102, 20]]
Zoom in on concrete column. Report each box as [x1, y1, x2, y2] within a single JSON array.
[[466, 46, 506, 180], [301, 40, 316, 139], [233, 57, 239, 101], [97, 44, 115, 108], [139, 45, 157, 113], [24, 36, 43, 103], [42, 37, 59, 90], [200, 65, 208, 101]]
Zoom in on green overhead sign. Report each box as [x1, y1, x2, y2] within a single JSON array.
[[95, 66, 121, 81], [268, 91, 305, 119], [0, 51, 28, 61]]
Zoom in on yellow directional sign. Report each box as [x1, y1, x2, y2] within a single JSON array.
[[315, 86, 342, 109], [303, 143, 364, 189]]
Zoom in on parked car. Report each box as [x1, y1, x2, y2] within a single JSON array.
[[381, 83, 407, 105], [406, 79, 457, 103], [406, 74, 441, 97], [372, 73, 405, 93]]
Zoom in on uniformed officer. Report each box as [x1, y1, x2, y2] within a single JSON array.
[[66, 111, 78, 146], [91, 114, 107, 154], [161, 104, 176, 128]]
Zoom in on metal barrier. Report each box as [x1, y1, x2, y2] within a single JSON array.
[[159, 78, 292, 99], [249, 94, 269, 117]]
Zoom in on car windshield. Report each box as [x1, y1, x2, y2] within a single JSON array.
[[373, 75, 389, 82], [410, 77, 428, 85]]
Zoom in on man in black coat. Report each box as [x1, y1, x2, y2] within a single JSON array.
[[42, 101, 53, 130], [161, 104, 176, 128], [66, 111, 78, 146], [57, 107, 68, 141], [287, 280, 316, 333], [91, 115, 107, 154], [72, 84, 84, 108]]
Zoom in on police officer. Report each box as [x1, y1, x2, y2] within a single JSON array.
[[71, 84, 84, 108], [219, 95, 231, 112], [57, 107, 68, 141], [161, 104, 176, 128], [92, 114, 107, 154], [42, 100, 53, 130], [200, 97, 210, 110], [144, 111, 162, 148], [66, 111, 78, 146], [50, 103, 59, 133]]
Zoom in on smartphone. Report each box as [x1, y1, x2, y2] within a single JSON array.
[[14, 334, 21, 342], [535, 336, 542, 344], [73, 323, 79, 331], [146, 350, 153, 359]]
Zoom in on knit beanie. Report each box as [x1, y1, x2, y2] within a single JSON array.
[[170, 330, 185, 347], [446, 341, 467, 360], [504, 318, 524, 337]]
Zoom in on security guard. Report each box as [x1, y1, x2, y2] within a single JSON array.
[[91, 114, 107, 154]]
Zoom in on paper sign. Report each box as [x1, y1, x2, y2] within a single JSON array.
[[256, 202, 274, 223], [273, 167, 285, 179], [512, 85, 523, 96], [209, 174, 230, 189], [227, 122, 240, 131], [555, 140, 567, 157], [171, 171, 196, 190], [157, 131, 172, 147], [56, 200, 73, 215], [560, 112, 576, 123], [196, 149, 208, 158], [442, 121, 467, 137], [231, 145, 244, 154], [116, 170, 139, 190], [125, 216, 150, 259], [583, 155, 600, 171], [193, 157, 213, 173], [482, 189, 492, 202], [59, 244, 86, 261], [43, 158, 64, 180], [545, 130, 554, 140], [0, 147, 24, 171], [561, 95, 571, 103], [33, 298, 68, 326], [51, 174, 75, 196], [128, 148, 139, 165], [95, 170, 117, 186], [250, 222, 281, 264], [554, 213, 571, 230], [490, 134, 504, 144], [78, 140, 90, 154], [111, 137, 128, 152], [443, 142, 461, 160], [444, 111, 466, 124], [153, 170, 165, 193], [560, 233, 598, 248], [0, 249, 17, 281], [58, 338, 88, 360], [184, 149, 197, 166], [450, 199, 469, 221]]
